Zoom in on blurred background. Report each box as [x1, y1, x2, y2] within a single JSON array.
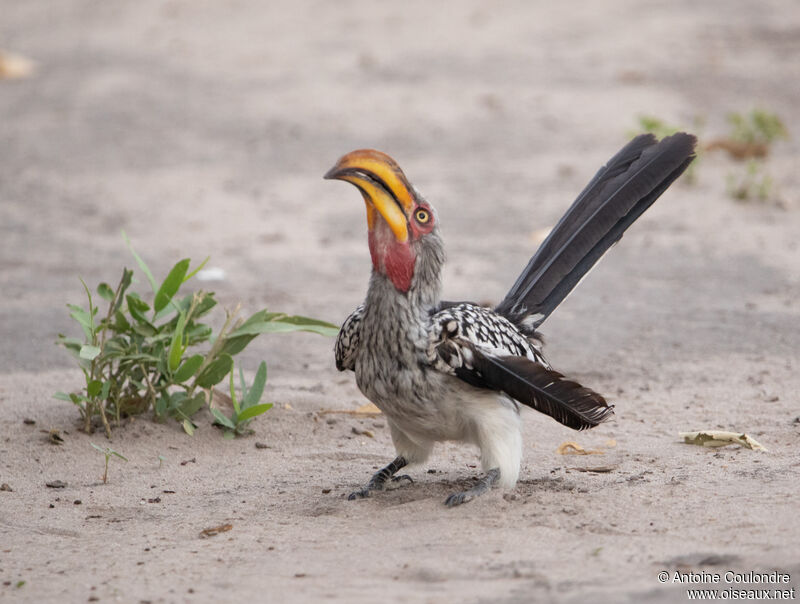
[[1, 0, 798, 376]]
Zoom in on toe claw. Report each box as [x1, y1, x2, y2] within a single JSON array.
[[347, 489, 370, 500], [391, 474, 414, 484]]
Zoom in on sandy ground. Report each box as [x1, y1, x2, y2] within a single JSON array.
[[2, 1, 800, 602]]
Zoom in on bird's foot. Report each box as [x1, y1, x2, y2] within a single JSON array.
[[444, 468, 500, 507], [347, 487, 373, 500], [347, 456, 408, 501]]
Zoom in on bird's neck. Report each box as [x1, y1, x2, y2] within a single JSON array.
[[365, 229, 445, 317]]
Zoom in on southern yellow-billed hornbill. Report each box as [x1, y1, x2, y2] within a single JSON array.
[[326, 133, 696, 506]]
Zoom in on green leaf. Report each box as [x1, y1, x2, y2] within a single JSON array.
[[126, 294, 151, 322], [236, 402, 273, 422], [67, 304, 95, 340], [183, 256, 210, 283], [238, 367, 247, 401], [123, 231, 157, 293], [110, 450, 128, 461], [168, 311, 187, 372], [185, 324, 213, 345], [155, 395, 168, 418], [90, 442, 106, 453], [53, 391, 73, 402], [173, 354, 204, 383], [79, 278, 96, 334], [227, 310, 284, 338], [79, 345, 101, 360], [87, 379, 103, 397], [166, 391, 187, 411], [179, 392, 206, 418], [132, 323, 157, 337], [182, 419, 196, 436], [194, 353, 234, 388], [113, 310, 131, 332], [210, 408, 236, 430], [243, 362, 267, 408], [229, 368, 240, 416], [230, 315, 340, 338], [190, 293, 218, 320], [218, 333, 258, 357], [114, 268, 134, 313], [154, 258, 190, 313], [223, 430, 235, 440], [97, 283, 114, 301]]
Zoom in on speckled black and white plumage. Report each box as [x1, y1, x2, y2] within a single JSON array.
[[330, 133, 697, 505]]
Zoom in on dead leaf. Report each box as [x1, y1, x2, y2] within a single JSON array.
[[0, 50, 36, 79], [200, 523, 232, 538], [556, 441, 604, 455], [572, 466, 616, 473], [351, 427, 374, 438], [318, 402, 382, 416], [604, 439, 617, 448], [679, 431, 767, 451], [704, 139, 769, 160]]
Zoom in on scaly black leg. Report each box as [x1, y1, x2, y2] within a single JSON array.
[[444, 468, 500, 507], [348, 456, 409, 500]]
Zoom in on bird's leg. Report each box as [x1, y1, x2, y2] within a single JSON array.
[[444, 468, 500, 507], [348, 456, 410, 500]]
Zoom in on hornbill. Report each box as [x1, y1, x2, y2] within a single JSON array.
[[325, 133, 696, 506]]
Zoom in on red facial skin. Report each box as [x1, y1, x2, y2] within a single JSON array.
[[368, 202, 435, 293]]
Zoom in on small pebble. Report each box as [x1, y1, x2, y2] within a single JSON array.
[[74, 500, 82, 505], [0, 483, 12, 492], [254, 442, 269, 449], [23, 418, 35, 425], [46, 480, 67, 489]]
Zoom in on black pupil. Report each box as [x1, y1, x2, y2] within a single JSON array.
[[417, 211, 427, 221]]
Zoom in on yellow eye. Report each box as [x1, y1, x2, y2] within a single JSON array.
[[415, 209, 430, 224]]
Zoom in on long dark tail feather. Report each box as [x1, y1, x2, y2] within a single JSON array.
[[464, 351, 614, 430], [495, 132, 697, 331]]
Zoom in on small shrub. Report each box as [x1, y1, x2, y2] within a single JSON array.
[[56, 234, 338, 437]]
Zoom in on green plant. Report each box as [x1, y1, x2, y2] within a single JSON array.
[[210, 361, 273, 438], [91, 442, 128, 484], [723, 109, 787, 202], [57, 234, 338, 437], [727, 109, 788, 146], [727, 159, 774, 202]]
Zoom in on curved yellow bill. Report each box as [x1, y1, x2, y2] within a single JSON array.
[[324, 149, 414, 243]]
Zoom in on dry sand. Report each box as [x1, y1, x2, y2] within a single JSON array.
[[1, 1, 799, 602]]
